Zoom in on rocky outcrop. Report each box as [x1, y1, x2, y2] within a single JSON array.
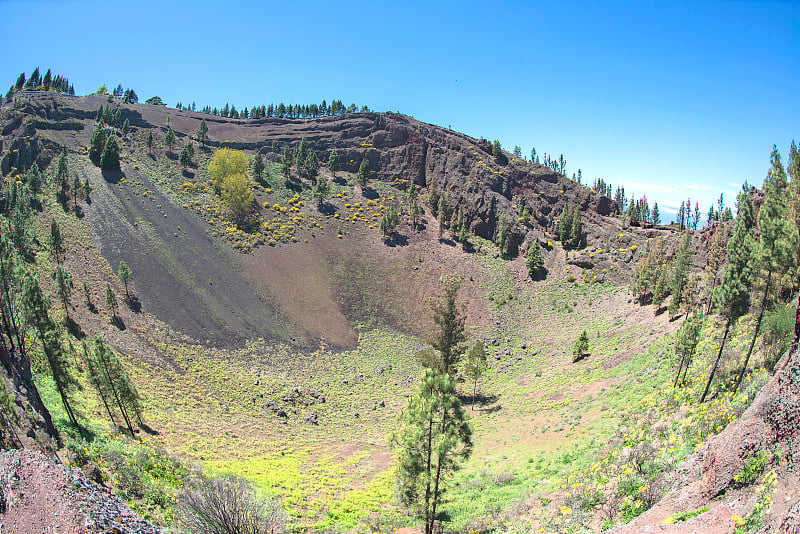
[[0, 449, 161, 534], [3, 93, 626, 257]]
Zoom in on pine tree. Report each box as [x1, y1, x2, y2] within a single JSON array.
[[651, 269, 670, 310], [459, 219, 468, 244], [668, 232, 693, 318], [146, 131, 153, 154], [72, 174, 82, 210], [496, 214, 510, 255], [788, 140, 800, 357], [22, 272, 79, 429], [165, 128, 176, 154], [280, 146, 294, 180], [56, 148, 69, 187], [569, 208, 582, 248], [313, 177, 330, 206], [27, 162, 42, 201], [463, 341, 487, 409], [390, 369, 472, 534], [693, 202, 701, 230], [380, 206, 400, 238], [356, 158, 370, 188], [252, 153, 265, 184], [674, 312, 702, 387], [295, 138, 309, 174], [106, 283, 118, 319], [408, 185, 422, 232], [89, 125, 107, 161], [91, 337, 141, 436], [704, 222, 727, 315], [0, 234, 24, 354], [118, 261, 132, 301], [700, 187, 756, 402], [83, 341, 117, 427], [526, 242, 545, 279], [558, 204, 575, 245], [427, 275, 466, 375], [652, 202, 660, 225], [573, 330, 589, 362], [50, 219, 64, 264], [123, 88, 138, 103], [179, 144, 192, 168], [306, 150, 320, 183], [196, 119, 208, 145], [328, 150, 340, 177], [100, 136, 120, 171], [54, 265, 71, 320], [733, 147, 798, 394]]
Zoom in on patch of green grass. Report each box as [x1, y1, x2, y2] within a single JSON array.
[[663, 505, 709, 524]]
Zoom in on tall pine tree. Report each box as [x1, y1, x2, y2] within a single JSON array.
[[733, 148, 798, 394], [700, 187, 756, 402]]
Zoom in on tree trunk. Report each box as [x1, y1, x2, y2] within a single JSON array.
[[705, 274, 718, 316], [429, 407, 449, 534], [424, 417, 434, 534], [733, 267, 771, 395], [37, 328, 79, 430], [99, 354, 135, 437], [674, 352, 687, 388], [700, 317, 732, 403]]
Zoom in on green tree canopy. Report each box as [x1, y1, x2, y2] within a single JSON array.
[[572, 330, 589, 361], [221, 173, 254, 222], [701, 187, 757, 402], [463, 341, 487, 408], [209, 148, 248, 193], [380, 206, 400, 238], [165, 128, 176, 153], [312, 177, 330, 206], [89, 124, 108, 162], [427, 275, 466, 375], [356, 157, 370, 187], [118, 261, 132, 300], [100, 136, 120, 171], [252, 152, 265, 183], [391, 369, 472, 534], [328, 150, 340, 176], [526, 242, 545, 279], [196, 119, 208, 145]]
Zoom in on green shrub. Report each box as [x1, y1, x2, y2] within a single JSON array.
[[572, 330, 589, 361], [734, 450, 770, 486], [667, 505, 709, 523]]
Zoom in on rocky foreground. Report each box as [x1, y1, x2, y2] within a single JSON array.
[[0, 449, 161, 534]]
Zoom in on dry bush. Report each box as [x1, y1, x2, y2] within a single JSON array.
[[178, 475, 287, 534]]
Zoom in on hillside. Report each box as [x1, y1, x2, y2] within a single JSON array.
[[0, 88, 797, 533]]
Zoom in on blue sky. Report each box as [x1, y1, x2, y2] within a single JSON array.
[[2, 0, 797, 219]]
